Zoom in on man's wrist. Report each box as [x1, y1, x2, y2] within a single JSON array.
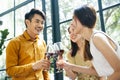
[[32, 63, 37, 71]]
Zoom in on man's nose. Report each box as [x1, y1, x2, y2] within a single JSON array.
[[38, 23, 43, 28]]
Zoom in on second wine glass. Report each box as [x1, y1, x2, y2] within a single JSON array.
[[54, 42, 64, 73]]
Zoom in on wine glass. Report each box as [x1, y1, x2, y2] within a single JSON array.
[[45, 45, 54, 60], [54, 42, 64, 73], [44, 44, 54, 71]]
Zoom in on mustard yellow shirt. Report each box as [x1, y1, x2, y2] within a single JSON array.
[[6, 30, 50, 80], [66, 51, 99, 80]]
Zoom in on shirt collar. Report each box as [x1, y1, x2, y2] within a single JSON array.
[[23, 30, 39, 41]]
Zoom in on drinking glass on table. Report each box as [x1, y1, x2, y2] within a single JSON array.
[[54, 42, 64, 73]]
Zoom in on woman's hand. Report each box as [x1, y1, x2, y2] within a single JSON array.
[[57, 60, 77, 80], [64, 66, 77, 80]]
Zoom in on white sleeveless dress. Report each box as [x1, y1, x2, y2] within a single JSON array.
[[90, 30, 120, 77]]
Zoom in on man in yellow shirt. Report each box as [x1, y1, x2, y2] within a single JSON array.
[[6, 8, 50, 80]]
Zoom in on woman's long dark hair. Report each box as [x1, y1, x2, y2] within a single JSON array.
[[70, 41, 79, 57], [74, 5, 96, 28], [68, 27, 93, 61], [84, 40, 93, 61], [70, 5, 96, 61], [70, 40, 93, 61], [68, 27, 79, 57]]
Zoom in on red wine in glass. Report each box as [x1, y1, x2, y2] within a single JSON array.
[[44, 45, 54, 71], [54, 42, 64, 73], [45, 52, 54, 60], [57, 49, 64, 59]]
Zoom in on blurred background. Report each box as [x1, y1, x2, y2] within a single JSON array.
[[0, 0, 120, 80]]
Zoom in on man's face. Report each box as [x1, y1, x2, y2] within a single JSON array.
[[26, 14, 45, 35]]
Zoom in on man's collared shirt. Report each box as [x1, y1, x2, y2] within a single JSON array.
[[6, 30, 50, 80]]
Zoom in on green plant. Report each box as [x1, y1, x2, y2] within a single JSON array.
[[0, 29, 9, 55]]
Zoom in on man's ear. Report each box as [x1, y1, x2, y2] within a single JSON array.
[[25, 19, 30, 28], [25, 19, 30, 26]]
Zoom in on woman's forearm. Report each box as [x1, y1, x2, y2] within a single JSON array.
[[68, 63, 98, 76]]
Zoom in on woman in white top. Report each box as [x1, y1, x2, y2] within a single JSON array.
[[57, 4, 120, 80], [65, 27, 99, 80]]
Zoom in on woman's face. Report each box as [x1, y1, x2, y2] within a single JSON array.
[[71, 17, 84, 37], [69, 25, 81, 43]]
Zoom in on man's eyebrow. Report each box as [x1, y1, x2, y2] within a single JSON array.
[[35, 19, 40, 21], [35, 19, 44, 22]]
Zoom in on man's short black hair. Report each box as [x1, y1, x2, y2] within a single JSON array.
[[25, 8, 46, 21]]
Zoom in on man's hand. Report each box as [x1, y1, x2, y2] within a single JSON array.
[[32, 59, 50, 71]]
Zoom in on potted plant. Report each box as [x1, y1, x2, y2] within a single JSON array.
[[0, 29, 9, 55]]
